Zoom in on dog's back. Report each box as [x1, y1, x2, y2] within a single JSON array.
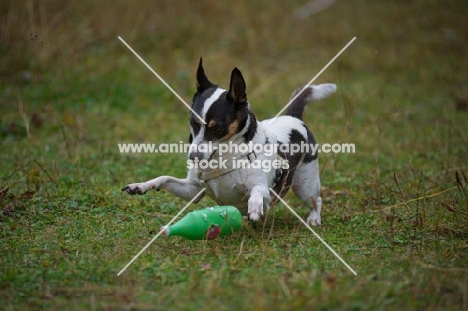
[[259, 83, 336, 224]]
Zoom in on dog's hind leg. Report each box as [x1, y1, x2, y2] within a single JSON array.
[[291, 160, 322, 226]]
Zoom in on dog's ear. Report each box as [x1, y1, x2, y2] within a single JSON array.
[[196, 57, 214, 93], [228, 68, 247, 104]]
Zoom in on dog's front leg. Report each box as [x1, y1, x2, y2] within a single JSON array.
[[122, 172, 204, 202], [247, 185, 270, 222]]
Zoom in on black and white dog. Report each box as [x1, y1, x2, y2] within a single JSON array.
[[122, 58, 336, 226]]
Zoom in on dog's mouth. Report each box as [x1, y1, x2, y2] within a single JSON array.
[[208, 147, 220, 161]]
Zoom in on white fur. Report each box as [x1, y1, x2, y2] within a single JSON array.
[[308, 84, 336, 101], [261, 116, 307, 143], [122, 83, 336, 225], [189, 126, 205, 158], [292, 160, 322, 225], [190, 87, 229, 160], [202, 88, 225, 119]]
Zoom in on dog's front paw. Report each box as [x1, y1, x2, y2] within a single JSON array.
[[121, 183, 148, 195], [247, 196, 263, 223]]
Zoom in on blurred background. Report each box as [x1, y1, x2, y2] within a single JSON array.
[[2, 0, 467, 110], [1, 0, 467, 179]]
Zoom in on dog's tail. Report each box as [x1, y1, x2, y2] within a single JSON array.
[[286, 83, 336, 120]]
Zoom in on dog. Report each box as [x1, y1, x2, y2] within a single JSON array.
[[122, 58, 336, 226]]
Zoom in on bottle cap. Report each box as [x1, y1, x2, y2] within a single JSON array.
[[160, 226, 170, 237]]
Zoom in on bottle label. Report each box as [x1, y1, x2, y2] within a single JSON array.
[[206, 225, 221, 240]]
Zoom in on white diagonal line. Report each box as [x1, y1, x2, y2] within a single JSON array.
[[268, 37, 356, 124], [117, 188, 206, 276], [117, 36, 206, 124], [269, 188, 357, 275]]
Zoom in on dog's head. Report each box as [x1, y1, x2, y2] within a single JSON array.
[[188, 58, 257, 161]]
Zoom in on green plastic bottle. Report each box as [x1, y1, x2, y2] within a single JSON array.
[[161, 205, 242, 240]]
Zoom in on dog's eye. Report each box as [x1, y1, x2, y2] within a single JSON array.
[[190, 119, 201, 130], [212, 126, 224, 134]]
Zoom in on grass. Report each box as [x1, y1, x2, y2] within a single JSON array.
[[1, 0, 468, 310]]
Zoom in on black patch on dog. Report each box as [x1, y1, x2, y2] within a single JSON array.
[[304, 127, 318, 163], [190, 86, 218, 138], [196, 57, 215, 93], [192, 87, 218, 117], [271, 149, 296, 197], [242, 112, 257, 142], [194, 67, 251, 142], [286, 87, 312, 120], [203, 91, 250, 141], [288, 128, 318, 163], [272, 127, 318, 196], [228, 68, 247, 103]]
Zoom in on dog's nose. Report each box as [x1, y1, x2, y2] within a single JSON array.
[[189, 152, 204, 161]]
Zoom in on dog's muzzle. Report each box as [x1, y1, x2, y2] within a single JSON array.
[[189, 151, 204, 161]]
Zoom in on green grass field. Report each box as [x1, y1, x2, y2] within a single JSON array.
[[1, 0, 468, 310]]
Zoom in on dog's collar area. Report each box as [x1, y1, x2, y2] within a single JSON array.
[[199, 132, 273, 183], [197, 151, 257, 182]]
